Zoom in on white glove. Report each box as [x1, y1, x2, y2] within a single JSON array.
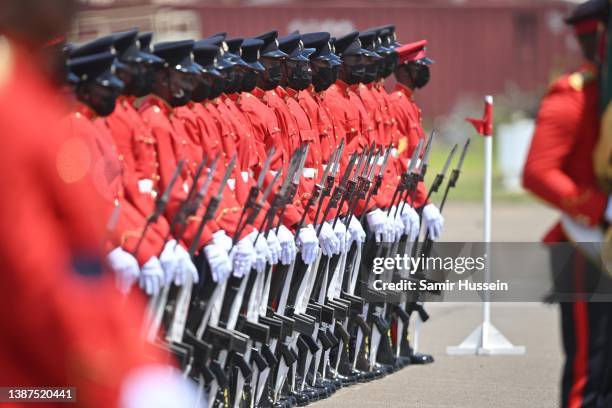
[[230, 237, 256, 277], [422, 203, 444, 240], [390, 206, 405, 241], [119, 365, 199, 408], [333, 221, 348, 254], [249, 230, 270, 273], [139, 256, 164, 296], [212, 230, 233, 253], [318, 221, 339, 256], [277, 225, 297, 265], [159, 239, 180, 286], [173, 244, 199, 286], [297, 225, 319, 264], [367, 208, 388, 242], [266, 229, 282, 265], [347, 216, 366, 246], [400, 204, 420, 242], [107, 247, 140, 295], [204, 243, 232, 283], [605, 195, 612, 224]]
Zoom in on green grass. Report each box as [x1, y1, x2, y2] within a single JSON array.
[[422, 137, 533, 203]]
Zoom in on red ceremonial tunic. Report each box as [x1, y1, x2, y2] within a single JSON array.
[[523, 65, 608, 242], [0, 41, 170, 408]]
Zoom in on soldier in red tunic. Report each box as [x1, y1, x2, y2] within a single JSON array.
[[0, 3, 199, 403], [523, 1, 612, 406]]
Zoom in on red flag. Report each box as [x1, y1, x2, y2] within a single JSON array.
[[466, 96, 493, 137]]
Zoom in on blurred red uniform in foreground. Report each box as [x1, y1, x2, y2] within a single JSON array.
[[0, 38, 169, 407]]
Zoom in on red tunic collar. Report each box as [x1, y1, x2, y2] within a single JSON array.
[[394, 82, 414, 98]]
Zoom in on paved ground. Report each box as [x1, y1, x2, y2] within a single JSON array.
[[312, 201, 564, 408]]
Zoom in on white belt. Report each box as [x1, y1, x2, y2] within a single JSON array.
[[302, 167, 317, 179], [138, 178, 154, 194], [240, 171, 251, 183]]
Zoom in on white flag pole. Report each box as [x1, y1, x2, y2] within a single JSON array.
[[447, 95, 525, 356]]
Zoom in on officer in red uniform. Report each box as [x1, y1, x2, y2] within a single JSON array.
[[0, 4, 198, 401], [391, 39, 445, 243], [66, 49, 174, 295], [323, 32, 397, 242], [231, 38, 298, 266], [523, 1, 612, 406], [139, 39, 252, 281], [249, 30, 320, 265], [69, 35, 198, 296], [299, 32, 354, 233]]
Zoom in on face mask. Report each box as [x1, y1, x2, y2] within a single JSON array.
[[410, 63, 430, 89], [168, 70, 194, 107], [224, 66, 244, 94], [242, 70, 258, 92], [191, 74, 213, 102], [285, 60, 312, 91], [362, 60, 378, 84], [380, 53, 397, 78], [342, 62, 365, 85], [81, 82, 122, 117], [311, 59, 336, 92], [133, 69, 154, 97], [258, 57, 283, 90], [209, 74, 226, 99]]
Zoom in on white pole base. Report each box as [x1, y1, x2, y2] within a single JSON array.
[[446, 321, 526, 356]]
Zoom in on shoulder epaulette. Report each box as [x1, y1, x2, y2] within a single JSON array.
[[567, 69, 596, 91]]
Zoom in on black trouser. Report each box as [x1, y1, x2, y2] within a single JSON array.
[[552, 247, 612, 408]]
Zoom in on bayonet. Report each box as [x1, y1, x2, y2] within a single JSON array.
[[189, 155, 237, 256], [275, 145, 309, 235], [419, 130, 436, 178], [294, 145, 337, 235], [330, 139, 345, 178], [233, 147, 276, 244], [168, 157, 208, 226], [173, 157, 220, 244], [418, 139, 471, 265], [311, 141, 343, 227], [344, 146, 381, 226], [387, 139, 423, 215], [133, 159, 185, 256], [254, 147, 304, 241], [424, 144, 458, 203], [439, 138, 470, 212], [359, 145, 391, 223], [316, 151, 358, 235]]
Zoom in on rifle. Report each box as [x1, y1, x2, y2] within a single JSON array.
[[420, 139, 470, 259], [133, 159, 185, 257], [397, 131, 435, 216], [253, 146, 306, 243], [294, 142, 342, 235], [188, 154, 237, 257], [171, 156, 220, 244], [232, 169, 283, 248], [359, 143, 392, 224], [386, 139, 423, 216], [315, 152, 358, 235], [311, 139, 345, 229], [232, 147, 276, 245], [394, 143, 462, 360], [344, 146, 383, 227], [274, 144, 309, 236], [332, 144, 375, 229]]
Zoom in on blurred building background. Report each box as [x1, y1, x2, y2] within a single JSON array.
[[70, 0, 584, 197]]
